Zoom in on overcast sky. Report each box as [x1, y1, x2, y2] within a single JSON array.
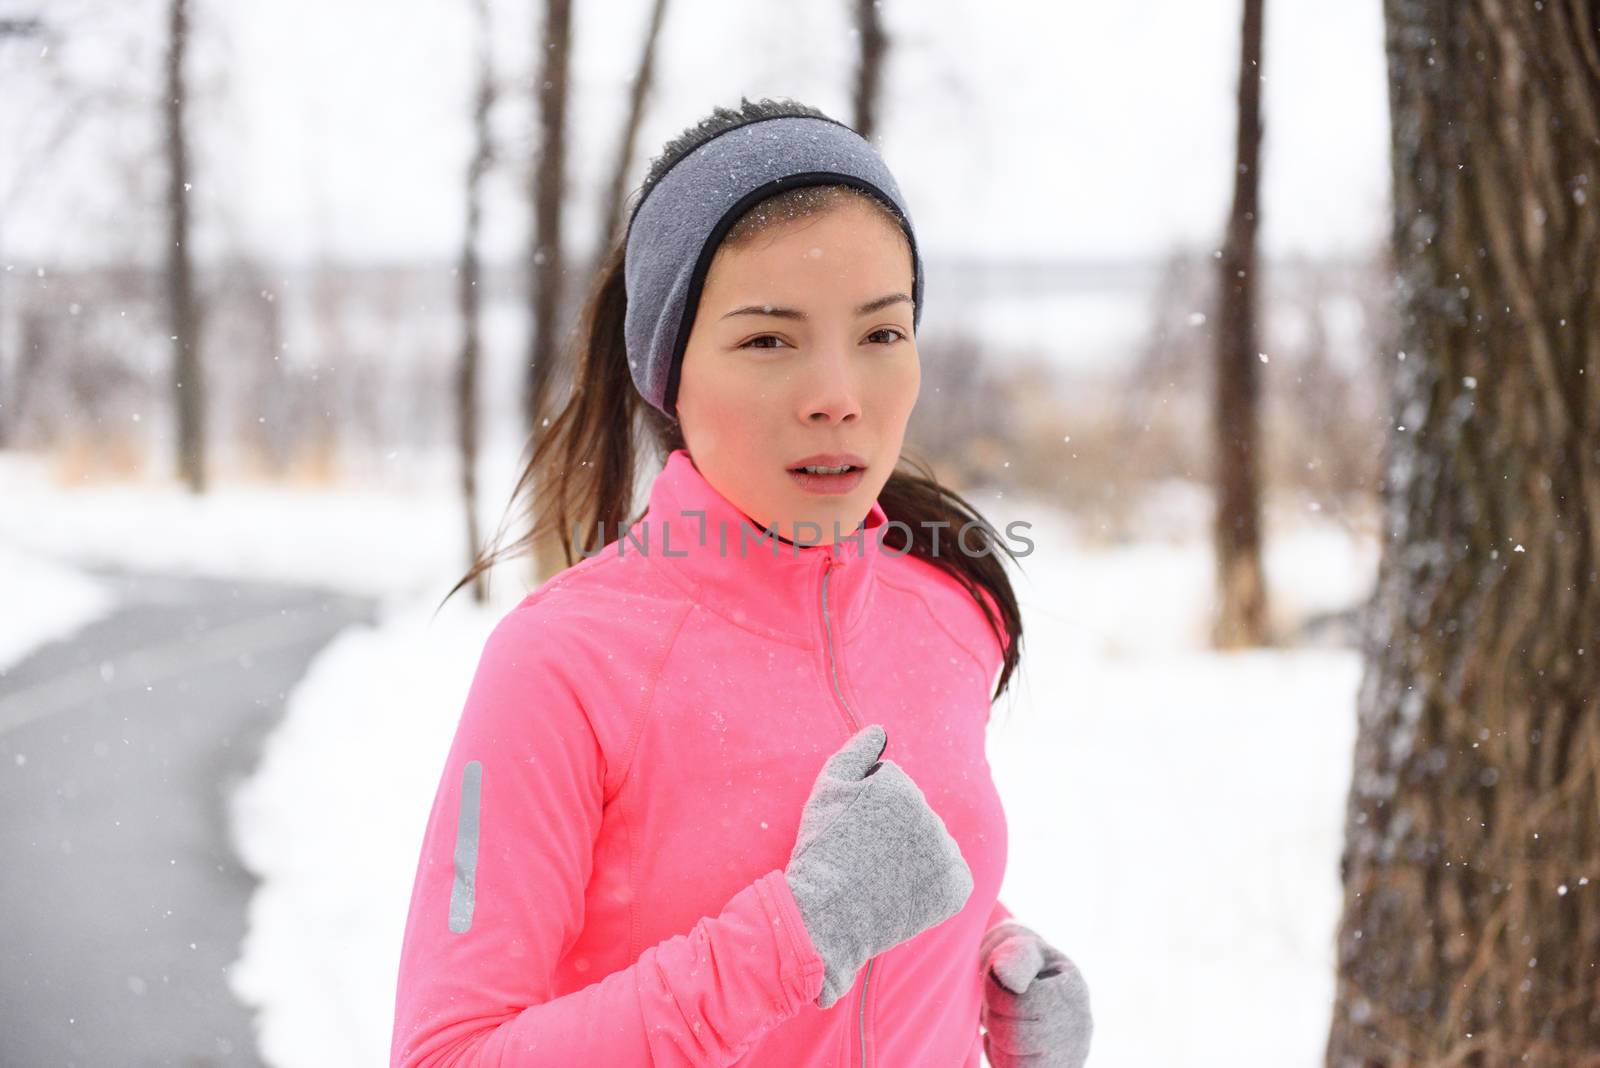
[[3, 0, 1390, 268]]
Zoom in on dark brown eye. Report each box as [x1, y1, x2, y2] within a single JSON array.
[[741, 335, 787, 350], [867, 328, 907, 345]]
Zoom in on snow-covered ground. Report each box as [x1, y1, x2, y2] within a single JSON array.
[[0, 538, 119, 674], [981, 483, 1372, 1066], [0, 449, 1377, 1066]]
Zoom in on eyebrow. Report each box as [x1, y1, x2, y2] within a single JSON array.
[[719, 292, 913, 322]]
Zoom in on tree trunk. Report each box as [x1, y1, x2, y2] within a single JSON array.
[[0, 17, 45, 448], [1211, 0, 1268, 648], [852, 0, 887, 142], [523, 0, 571, 432], [165, 0, 204, 491], [594, 0, 668, 264], [1325, 1, 1600, 1063], [526, 0, 571, 587], [456, 0, 494, 606]]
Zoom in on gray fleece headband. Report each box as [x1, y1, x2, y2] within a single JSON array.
[[623, 114, 925, 419]]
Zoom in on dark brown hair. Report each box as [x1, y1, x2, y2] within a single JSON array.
[[440, 96, 1023, 701]]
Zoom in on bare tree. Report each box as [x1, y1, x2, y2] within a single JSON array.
[[524, 0, 571, 585], [531, 0, 672, 586], [454, 0, 497, 605], [852, 0, 886, 141], [2, 6, 194, 459], [0, 14, 47, 448], [165, 0, 205, 491], [593, 0, 668, 266], [1325, 2, 1600, 1063], [1210, 0, 1268, 648], [523, 0, 570, 436]]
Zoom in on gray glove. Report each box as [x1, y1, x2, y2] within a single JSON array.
[[980, 920, 1093, 1067], [783, 724, 974, 1009]]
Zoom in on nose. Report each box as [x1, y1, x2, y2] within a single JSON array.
[[800, 343, 862, 425]]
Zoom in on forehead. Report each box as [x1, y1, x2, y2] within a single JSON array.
[[701, 202, 913, 300]]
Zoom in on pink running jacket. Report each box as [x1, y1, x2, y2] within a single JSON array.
[[391, 447, 1014, 1067]]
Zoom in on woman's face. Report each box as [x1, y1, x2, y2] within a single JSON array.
[[675, 196, 920, 545]]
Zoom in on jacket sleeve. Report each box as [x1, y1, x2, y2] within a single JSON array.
[[986, 898, 1014, 931], [390, 605, 826, 1067]]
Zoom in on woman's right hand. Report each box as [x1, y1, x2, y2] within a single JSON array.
[[782, 724, 974, 1008]]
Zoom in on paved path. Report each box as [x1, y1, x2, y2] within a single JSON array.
[[0, 564, 376, 1067]]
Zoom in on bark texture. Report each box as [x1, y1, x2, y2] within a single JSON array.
[[1326, 2, 1600, 1063]]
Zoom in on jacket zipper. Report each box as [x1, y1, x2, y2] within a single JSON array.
[[818, 548, 861, 733], [856, 958, 874, 1068], [819, 547, 872, 1068]]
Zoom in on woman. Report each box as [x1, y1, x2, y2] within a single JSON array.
[[390, 96, 1092, 1067]]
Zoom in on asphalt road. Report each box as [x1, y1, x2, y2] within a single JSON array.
[[0, 564, 377, 1067]]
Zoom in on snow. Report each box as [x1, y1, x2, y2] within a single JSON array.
[[0, 449, 481, 607], [0, 454, 1376, 1066], [982, 491, 1367, 1065], [0, 537, 115, 672]]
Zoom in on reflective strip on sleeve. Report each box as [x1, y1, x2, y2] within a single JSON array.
[[448, 760, 483, 933]]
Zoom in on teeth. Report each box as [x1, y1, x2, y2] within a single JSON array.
[[800, 464, 854, 475]]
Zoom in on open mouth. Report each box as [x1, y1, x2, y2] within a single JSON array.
[[787, 462, 866, 496], [789, 463, 860, 475]]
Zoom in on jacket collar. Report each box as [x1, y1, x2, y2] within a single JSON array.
[[634, 447, 887, 647]]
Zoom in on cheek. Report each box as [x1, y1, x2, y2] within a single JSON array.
[[681, 361, 785, 447], [872, 349, 921, 419]]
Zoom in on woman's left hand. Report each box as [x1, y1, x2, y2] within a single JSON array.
[[978, 920, 1093, 1067]]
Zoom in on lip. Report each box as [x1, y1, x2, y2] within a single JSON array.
[[786, 452, 867, 471], [788, 466, 866, 496]]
